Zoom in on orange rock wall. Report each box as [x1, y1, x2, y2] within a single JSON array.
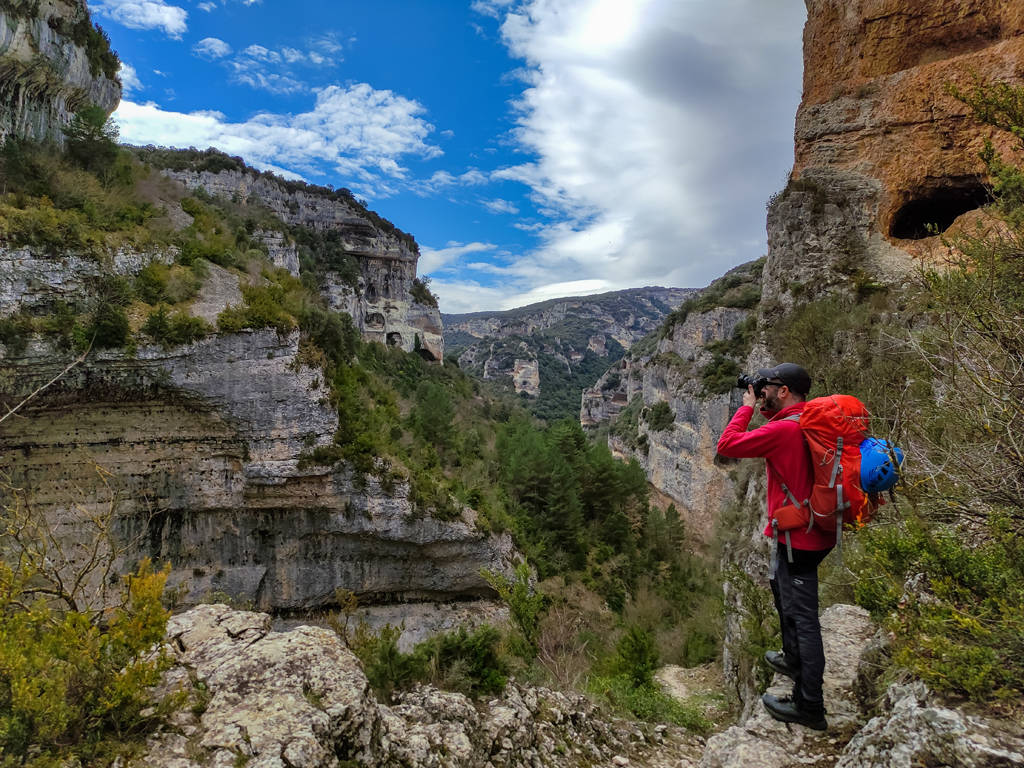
[[795, 0, 1024, 239]]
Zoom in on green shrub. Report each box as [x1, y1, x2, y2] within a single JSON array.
[[346, 622, 507, 702], [142, 305, 211, 347], [217, 283, 297, 335], [586, 673, 710, 731], [410, 277, 439, 308], [0, 560, 172, 766], [410, 625, 507, 697], [852, 518, 1024, 701], [39, 301, 82, 349], [482, 563, 549, 659], [643, 401, 675, 432], [0, 313, 33, 355], [88, 302, 130, 349], [612, 625, 658, 687], [64, 106, 120, 178]]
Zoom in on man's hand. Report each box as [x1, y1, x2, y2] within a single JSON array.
[[743, 384, 758, 408]]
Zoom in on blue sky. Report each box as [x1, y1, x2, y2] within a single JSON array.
[[100, 0, 807, 313]]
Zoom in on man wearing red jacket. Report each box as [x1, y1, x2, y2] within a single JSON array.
[[716, 362, 834, 731]]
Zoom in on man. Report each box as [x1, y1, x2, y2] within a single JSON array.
[[716, 362, 834, 731]]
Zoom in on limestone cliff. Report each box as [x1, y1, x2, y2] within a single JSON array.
[[161, 166, 444, 362], [581, 265, 760, 546], [0, 234, 511, 617], [0, 0, 120, 143]]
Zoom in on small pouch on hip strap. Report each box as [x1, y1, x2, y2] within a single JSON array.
[[774, 502, 810, 532]]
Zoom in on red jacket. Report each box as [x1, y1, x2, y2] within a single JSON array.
[[716, 402, 835, 551]]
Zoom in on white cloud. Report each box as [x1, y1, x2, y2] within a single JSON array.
[[242, 44, 281, 62], [471, 0, 516, 19], [92, 0, 188, 38], [206, 38, 340, 93], [410, 168, 490, 197], [113, 83, 441, 198], [430, 276, 610, 314], [193, 37, 232, 59], [427, 279, 511, 314], [418, 241, 496, 275], [481, 198, 520, 215], [118, 62, 143, 93], [196, 0, 259, 9], [473, 0, 805, 303]]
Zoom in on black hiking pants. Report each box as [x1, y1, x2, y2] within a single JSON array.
[[770, 546, 832, 712]]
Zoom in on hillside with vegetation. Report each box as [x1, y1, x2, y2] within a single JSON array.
[[0, 118, 721, 764], [2, 0, 1024, 761], [445, 287, 691, 422]]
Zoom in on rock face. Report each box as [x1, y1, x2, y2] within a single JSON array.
[[138, 604, 706, 768], [0, 245, 512, 616], [836, 681, 1024, 768], [582, 264, 761, 545], [163, 168, 444, 361], [1, 329, 514, 611], [764, 0, 1024, 311], [0, 0, 120, 143]]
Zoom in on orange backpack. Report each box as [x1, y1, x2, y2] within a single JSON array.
[[801, 394, 881, 533], [773, 394, 890, 566]]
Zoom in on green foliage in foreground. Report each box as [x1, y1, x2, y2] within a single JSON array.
[[587, 626, 711, 731], [482, 563, 549, 659], [341, 621, 507, 703], [854, 518, 1024, 701], [0, 560, 173, 766], [587, 674, 711, 733]]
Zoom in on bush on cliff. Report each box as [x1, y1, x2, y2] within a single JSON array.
[[0, 483, 175, 765]]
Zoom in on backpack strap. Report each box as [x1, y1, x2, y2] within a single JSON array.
[[829, 436, 844, 488], [770, 519, 779, 576]]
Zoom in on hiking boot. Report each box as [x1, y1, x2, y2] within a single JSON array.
[[764, 650, 799, 680], [761, 693, 828, 731]]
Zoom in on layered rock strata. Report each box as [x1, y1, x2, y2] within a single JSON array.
[[1, 326, 514, 611], [163, 169, 444, 361], [0, 0, 120, 143]]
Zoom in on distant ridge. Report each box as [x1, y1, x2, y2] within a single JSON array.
[[444, 285, 694, 422], [442, 285, 691, 323]]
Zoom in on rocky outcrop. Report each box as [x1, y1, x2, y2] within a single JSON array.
[[164, 168, 444, 361], [138, 604, 706, 768], [764, 0, 1024, 311], [0, 0, 120, 144], [511, 358, 540, 397], [836, 681, 1024, 768]]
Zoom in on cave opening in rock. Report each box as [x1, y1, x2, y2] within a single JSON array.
[[890, 182, 990, 239]]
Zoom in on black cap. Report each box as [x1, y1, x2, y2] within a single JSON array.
[[757, 362, 812, 395]]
